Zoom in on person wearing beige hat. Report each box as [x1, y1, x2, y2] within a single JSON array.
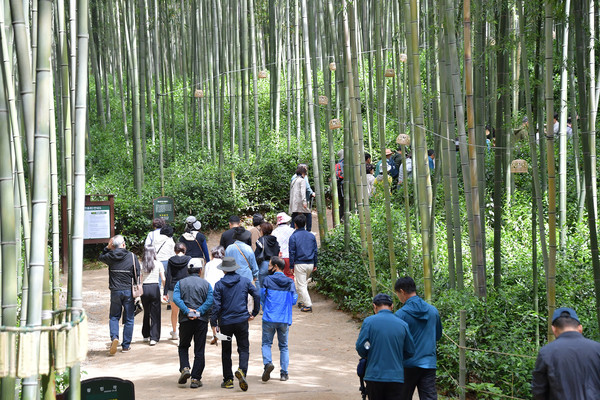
[[272, 212, 295, 279]]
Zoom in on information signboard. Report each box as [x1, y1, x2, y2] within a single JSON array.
[[84, 205, 111, 240], [153, 197, 174, 223]]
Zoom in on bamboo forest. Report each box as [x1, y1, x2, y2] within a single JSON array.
[[0, 0, 599, 398]]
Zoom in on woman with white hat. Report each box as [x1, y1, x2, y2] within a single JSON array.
[[179, 216, 210, 269]]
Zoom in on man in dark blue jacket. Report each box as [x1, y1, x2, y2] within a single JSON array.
[[532, 307, 600, 399], [395, 276, 442, 400], [260, 257, 298, 382], [289, 214, 317, 312], [172, 265, 214, 389], [210, 257, 260, 391], [356, 293, 415, 399]]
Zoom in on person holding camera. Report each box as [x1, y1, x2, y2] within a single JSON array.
[[171, 263, 214, 389]]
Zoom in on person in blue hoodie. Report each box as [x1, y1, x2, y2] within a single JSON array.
[[356, 293, 415, 399], [394, 276, 443, 400], [260, 256, 298, 382], [210, 257, 260, 392]]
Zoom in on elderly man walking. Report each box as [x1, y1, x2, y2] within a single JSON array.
[[531, 307, 600, 399], [99, 235, 141, 355], [172, 263, 214, 389], [395, 276, 442, 400], [356, 293, 415, 400], [211, 257, 260, 391]]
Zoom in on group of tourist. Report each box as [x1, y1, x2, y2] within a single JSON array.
[[356, 277, 442, 400], [99, 209, 317, 391]]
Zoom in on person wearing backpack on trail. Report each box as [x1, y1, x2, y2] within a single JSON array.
[[165, 242, 192, 340], [254, 221, 280, 289], [260, 256, 297, 382], [179, 216, 210, 269], [289, 164, 315, 232]]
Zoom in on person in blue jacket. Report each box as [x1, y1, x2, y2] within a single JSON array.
[[356, 293, 415, 399], [210, 257, 260, 392], [260, 256, 298, 382], [395, 276, 443, 400], [172, 265, 214, 389]]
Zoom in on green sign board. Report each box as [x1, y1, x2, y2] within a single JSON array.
[[153, 197, 174, 223]]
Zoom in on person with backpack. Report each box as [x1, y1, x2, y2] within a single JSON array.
[[179, 216, 210, 269]]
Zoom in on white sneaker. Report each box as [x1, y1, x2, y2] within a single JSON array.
[[149, 340, 157, 346], [170, 331, 178, 340], [143, 337, 150, 342]]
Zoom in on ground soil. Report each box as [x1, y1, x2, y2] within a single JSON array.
[[78, 212, 420, 399]]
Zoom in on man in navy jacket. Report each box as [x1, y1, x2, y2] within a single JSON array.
[[289, 214, 317, 312], [395, 276, 442, 400], [210, 257, 260, 391], [356, 293, 415, 399], [532, 307, 600, 399], [260, 256, 298, 382]]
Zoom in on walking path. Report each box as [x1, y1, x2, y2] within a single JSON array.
[[78, 215, 420, 399], [79, 266, 361, 399]]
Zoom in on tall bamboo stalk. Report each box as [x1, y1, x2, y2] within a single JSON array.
[[543, 0, 557, 341], [374, 0, 397, 282], [22, 0, 53, 396], [68, 0, 89, 397], [406, 0, 433, 300]]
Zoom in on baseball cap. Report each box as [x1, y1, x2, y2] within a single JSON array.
[[552, 307, 580, 324], [372, 293, 393, 306]]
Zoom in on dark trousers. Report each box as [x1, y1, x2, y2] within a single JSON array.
[[220, 321, 250, 381], [178, 319, 208, 380], [291, 212, 312, 232], [337, 180, 344, 220], [400, 368, 437, 400], [365, 381, 403, 400], [140, 283, 161, 342]]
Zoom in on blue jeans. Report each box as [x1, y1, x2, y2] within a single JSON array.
[[262, 321, 289, 374], [257, 261, 270, 289], [160, 260, 169, 291], [109, 290, 135, 349]]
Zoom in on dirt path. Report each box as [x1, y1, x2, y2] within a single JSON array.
[[79, 218, 364, 399]]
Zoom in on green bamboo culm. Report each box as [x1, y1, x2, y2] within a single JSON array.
[[374, 0, 397, 284], [68, 0, 90, 397], [22, 0, 53, 397], [405, 0, 433, 300], [0, 24, 18, 398], [544, 0, 557, 342]]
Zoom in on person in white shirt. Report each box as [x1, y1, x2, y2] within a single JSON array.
[[145, 218, 165, 247], [272, 212, 295, 280]]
